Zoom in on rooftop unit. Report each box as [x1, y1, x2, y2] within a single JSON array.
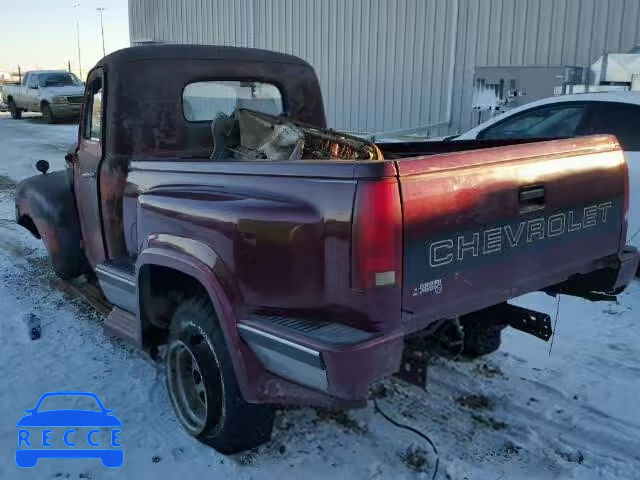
[[591, 52, 640, 85], [556, 47, 640, 95]]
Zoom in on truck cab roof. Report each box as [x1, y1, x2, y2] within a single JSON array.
[[97, 44, 314, 68], [90, 44, 326, 159]]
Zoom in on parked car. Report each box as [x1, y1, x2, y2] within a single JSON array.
[[14, 45, 639, 453], [1, 70, 84, 123], [455, 92, 640, 252]]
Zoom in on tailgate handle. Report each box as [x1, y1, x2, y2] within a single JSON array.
[[519, 186, 545, 212]]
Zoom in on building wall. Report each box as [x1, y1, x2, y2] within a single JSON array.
[[129, 0, 640, 135]]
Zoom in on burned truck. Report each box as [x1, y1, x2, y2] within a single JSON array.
[[15, 45, 639, 452]]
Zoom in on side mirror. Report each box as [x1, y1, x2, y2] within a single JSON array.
[[35, 160, 49, 174]]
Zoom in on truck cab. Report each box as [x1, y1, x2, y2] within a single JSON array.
[[14, 45, 639, 453]]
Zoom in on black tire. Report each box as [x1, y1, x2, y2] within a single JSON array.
[[9, 99, 22, 119], [165, 295, 274, 453], [41, 103, 56, 124]]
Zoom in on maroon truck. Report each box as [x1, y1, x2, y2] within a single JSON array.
[[15, 45, 638, 453]]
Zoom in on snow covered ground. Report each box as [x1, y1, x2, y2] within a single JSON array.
[[0, 112, 639, 479]]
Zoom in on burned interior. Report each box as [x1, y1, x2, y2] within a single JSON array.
[[207, 109, 382, 161]]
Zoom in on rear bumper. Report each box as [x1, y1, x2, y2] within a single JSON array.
[[547, 247, 640, 298], [612, 247, 640, 287]]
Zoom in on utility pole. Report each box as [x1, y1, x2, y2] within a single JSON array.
[[97, 7, 106, 58], [74, 2, 82, 79]]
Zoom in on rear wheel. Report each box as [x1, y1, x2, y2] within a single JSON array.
[[41, 103, 56, 124], [165, 295, 274, 453], [9, 99, 21, 119]]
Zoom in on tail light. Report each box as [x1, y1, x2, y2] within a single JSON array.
[[622, 154, 630, 248], [623, 158, 630, 222], [351, 179, 402, 289]]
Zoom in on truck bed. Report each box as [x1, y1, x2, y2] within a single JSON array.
[[97, 133, 636, 403]]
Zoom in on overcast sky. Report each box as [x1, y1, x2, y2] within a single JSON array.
[[1, 0, 130, 78]]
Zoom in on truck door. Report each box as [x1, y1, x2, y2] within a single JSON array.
[[25, 74, 39, 110], [72, 69, 105, 267]]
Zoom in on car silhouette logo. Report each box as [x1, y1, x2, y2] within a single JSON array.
[[16, 391, 123, 468]]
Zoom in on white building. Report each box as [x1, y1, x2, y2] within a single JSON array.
[[129, 0, 640, 136]]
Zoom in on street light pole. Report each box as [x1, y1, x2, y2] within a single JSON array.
[[97, 7, 106, 58], [74, 2, 82, 79]]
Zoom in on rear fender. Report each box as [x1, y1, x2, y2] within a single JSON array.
[[136, 236, 272, 403], [15, 170, 89, 279], [136, 235, 343, 406]]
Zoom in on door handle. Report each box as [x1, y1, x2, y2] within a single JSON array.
[[81, 172, 96, 178], [519, 186, 545, 213]]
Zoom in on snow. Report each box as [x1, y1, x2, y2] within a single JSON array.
[[0, 112, 639, 479]]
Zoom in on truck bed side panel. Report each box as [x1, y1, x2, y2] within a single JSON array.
[[125, 160, 400, 333]]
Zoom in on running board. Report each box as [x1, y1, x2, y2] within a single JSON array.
[[95, 258, 137, 314], [238, 315, 376, 392]]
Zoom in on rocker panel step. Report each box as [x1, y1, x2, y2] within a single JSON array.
[[237, 315, 377, 392], [95, 258, 137, 314]]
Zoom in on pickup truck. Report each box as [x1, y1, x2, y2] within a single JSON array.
[[14, 45, 639, 453], [2, 70, 84, 123]]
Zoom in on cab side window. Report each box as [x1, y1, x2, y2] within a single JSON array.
[[478, 104, 590, 140], [589, 102, 640, 151], [83, 77, 103, 141]]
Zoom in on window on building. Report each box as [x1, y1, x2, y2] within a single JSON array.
[[182, 81, 283, 122], [479, 104, 591, 140]]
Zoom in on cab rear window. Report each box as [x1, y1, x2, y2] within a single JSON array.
[[182, 81, 283, 122]]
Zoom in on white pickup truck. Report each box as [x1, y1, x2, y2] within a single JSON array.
[[1, 70, 84, 123]]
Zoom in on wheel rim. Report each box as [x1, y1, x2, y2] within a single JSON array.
[[167, 339, 209, 433]]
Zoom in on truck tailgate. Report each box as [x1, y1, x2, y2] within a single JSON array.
[[398, 135, 627, 322]]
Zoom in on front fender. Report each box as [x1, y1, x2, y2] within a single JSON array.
[[15, 170, 89, 279]]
